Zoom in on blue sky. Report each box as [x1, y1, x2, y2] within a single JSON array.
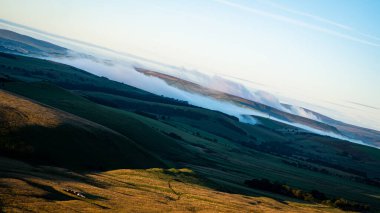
[[1, 0, 380, 129]]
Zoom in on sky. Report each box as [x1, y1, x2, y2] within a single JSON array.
[[0, 0, 379, 130]]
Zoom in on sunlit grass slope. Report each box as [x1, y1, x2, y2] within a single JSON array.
[[0, 157, 345, 213]]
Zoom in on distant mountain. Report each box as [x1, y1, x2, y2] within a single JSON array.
[[0, 29, 67, 57], [282, 104, 380, 147], [135, 67, 380, 147]]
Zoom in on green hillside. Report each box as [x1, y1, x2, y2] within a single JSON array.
[[1, 52, 380, 212], [0, 52, 190, 106], [0, 90, 164, 170]]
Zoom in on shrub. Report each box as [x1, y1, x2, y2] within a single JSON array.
[[166, 132, 183, 141], [244, 178, 369, 212]]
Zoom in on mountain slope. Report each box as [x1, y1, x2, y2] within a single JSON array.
[[0, 51, 190, 107], [0, 89, 164, 170], [1, 52, 380, 211], [283, 104, 380, 147], [1, 81, 196, 165]]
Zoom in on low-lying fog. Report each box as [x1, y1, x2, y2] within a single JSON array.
[[52, 51, 369, 146]]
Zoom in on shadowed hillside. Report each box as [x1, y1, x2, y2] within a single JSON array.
[[0, 90, 165, 170]]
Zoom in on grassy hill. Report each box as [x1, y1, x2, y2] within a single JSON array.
[[1, 52, 380, 212], [0, 157, 345, 213], [0, 90, 164, 170], [0, 52, 190, 107]]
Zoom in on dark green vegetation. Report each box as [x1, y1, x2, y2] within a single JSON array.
[[1, 52, 380, 212], [0, 90, 164, 170], [245, 178, 370, 212]]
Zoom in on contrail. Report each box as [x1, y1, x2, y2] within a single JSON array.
[[211, 0, 380, 47], [347, 101, 379, 110], [260, 0, 353, 30], [262, 0, 380, 41], [358, 32, 380, 41]]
